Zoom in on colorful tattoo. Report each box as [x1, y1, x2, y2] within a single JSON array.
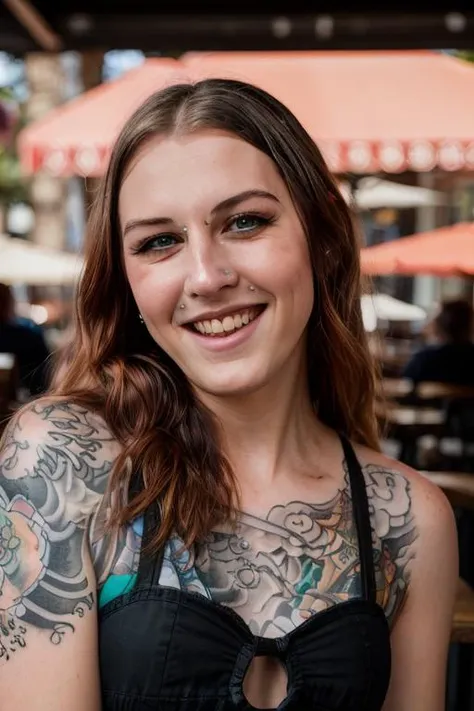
[[156, 464, 417, 636]]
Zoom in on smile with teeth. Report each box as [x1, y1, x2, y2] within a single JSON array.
[[190, 306, 263, 337]]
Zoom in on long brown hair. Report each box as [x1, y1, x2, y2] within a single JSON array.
[[51, 78, 379, 551]]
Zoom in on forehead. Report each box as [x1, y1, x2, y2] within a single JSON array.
[[119, 130, 286, 216]]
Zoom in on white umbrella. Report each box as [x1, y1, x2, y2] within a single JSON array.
[[0, 234, 83, 286], [361, 293, 427, 332], [340, 178, 446, 210]]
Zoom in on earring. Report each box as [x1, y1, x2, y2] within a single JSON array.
[[138, 313, 144, 323], [248, 285, 256, 292]]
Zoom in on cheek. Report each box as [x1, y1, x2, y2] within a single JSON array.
[[124, 261, 181, 325], [256, 234, 313, 304]]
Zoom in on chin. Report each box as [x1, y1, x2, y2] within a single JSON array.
[[190, 367, 270, 399]]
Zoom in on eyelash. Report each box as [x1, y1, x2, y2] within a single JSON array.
[[130, 211, 276, 255]]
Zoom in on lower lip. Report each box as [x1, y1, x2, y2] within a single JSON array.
[[185, 310, 265, 353]]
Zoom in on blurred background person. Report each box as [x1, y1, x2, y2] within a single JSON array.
[[402, 299, 474, 385], [0, 282, 51, 396]]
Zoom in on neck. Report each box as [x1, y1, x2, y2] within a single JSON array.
[[197, 355, 326, 489]]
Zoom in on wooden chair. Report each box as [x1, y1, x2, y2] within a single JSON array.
[[377, 400, 446, 468], [452, 578, 474, 644], [412, 383, 474, 471], [0, 353, 18, 437], [450, 579, 474, 709]]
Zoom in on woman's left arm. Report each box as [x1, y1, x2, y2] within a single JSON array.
[[382, 475, 458, 711]]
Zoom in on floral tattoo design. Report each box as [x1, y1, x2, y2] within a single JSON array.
[[158, 463, 417, 636]]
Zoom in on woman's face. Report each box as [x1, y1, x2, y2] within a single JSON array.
[[119, 129, 314, 397]]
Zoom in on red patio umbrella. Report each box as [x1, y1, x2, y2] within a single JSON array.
[[360, 222, 474, 277], [17, 50, 474, 177]]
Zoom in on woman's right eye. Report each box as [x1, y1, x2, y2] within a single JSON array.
[[132, 234, 180, 255]]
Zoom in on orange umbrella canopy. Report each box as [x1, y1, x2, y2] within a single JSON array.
[[18, 50, 474, 177], [360, 222, 474, 277]]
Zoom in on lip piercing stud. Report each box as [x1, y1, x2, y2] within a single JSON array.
[[179, 303, 186, 310], [248, 285, 256, 292]]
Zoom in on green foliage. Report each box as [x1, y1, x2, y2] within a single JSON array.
[[0, 145, 27, 202], [455, 51, 474, 64], [0, 87, 14, 101], [0, 87, 28, 205]]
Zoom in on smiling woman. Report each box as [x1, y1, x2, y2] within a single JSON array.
[[0, 78, 457, 711]]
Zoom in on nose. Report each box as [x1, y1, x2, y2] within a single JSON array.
[[183, 240, 238, 299]]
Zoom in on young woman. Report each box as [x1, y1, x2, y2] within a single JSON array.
[[0, 78, 457, 711]]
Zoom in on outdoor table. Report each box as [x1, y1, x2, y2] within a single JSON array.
[[380, 405, 444, 427], [378, 378, 414, 401], [377, 404, 446, 467]]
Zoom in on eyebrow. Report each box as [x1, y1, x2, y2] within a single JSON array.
[[122, 189, 280, 238], [210, 189, 280, 216], [123, 216, 173, 238]]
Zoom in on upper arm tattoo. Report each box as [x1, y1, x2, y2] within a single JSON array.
[[0, 401, 116, 660]]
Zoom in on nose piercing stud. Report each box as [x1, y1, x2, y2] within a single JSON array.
[[179, 303, 186, 310], [223, 269, 233, 277], [248, 285, 256, 292]]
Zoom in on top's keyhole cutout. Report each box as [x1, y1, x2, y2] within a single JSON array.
[[242, 654, 289, 709]]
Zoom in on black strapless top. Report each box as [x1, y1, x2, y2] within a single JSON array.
[[99, 436, 391, 710]]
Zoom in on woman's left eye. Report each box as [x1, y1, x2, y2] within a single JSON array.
[[226, 213, 272, 234]]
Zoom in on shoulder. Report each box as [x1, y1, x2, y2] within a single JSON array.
[[355, 444, 455, 542], [351, 444, 457, 624], [354, 444, 457, 589], [1, 397, 118, 451], [0, 398, 121, 518]]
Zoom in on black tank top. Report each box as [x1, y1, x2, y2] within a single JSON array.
[[99, 436, 391, 710]]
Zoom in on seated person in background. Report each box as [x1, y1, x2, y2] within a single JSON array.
[[402, 299, 474, 385], [0, 283, 51, 396]]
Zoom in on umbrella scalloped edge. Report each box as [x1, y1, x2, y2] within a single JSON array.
[[19, 138, 474, 177]]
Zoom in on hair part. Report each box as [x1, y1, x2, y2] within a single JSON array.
[[51, 78, 379, 552]]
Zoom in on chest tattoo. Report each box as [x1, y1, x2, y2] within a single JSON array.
[[96, 463, 417, 637]]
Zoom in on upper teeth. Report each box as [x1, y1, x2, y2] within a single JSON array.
[[193, 309, 257, 335]]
